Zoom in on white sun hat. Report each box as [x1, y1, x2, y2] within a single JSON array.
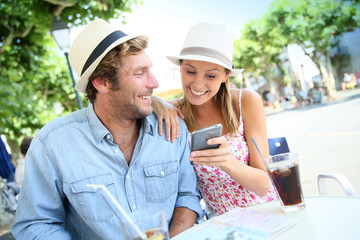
[[69, 19, 142, 93], [167, 22, 244, 76]]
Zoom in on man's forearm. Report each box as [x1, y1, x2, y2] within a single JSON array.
[[168, 207, 197, 238]]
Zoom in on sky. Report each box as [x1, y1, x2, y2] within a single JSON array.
[[71, 0, 275, 92]]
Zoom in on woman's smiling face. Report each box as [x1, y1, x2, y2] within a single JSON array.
[[180, 60, 229, 106]]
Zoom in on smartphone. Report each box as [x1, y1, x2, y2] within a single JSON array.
[[191, 124, 223, 151]]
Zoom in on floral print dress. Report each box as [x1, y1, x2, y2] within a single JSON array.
[[193, 90, 278, 216]]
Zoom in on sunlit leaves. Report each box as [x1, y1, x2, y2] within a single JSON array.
[[0, 0, 138, 148], [233, 0, 360, 93], [233, 18, 286, 87]]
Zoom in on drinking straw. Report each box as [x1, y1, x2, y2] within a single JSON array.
[[251, 137, 266, 162], [86, 184, 147, 240]]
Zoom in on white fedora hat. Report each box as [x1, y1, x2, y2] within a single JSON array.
[[69, 19, 142, 93], [167, 22, 243, 76]]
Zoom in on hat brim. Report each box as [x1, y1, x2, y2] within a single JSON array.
[[74, 34, 142, 93], [167, 55, 244, 76]]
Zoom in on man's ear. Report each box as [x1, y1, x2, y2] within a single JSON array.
[[92, 77, 110, 93]]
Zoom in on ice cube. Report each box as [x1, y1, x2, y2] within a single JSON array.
[[279, 168, 291, 177]]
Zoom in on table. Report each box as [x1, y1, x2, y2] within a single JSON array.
[[249, 196, 360, 239], [173, 196, 360, 240]]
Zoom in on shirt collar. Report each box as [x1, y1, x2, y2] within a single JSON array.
[[87, 103, 110, 143], [143, 114, 155, 137], [87, 104, 155, 143]]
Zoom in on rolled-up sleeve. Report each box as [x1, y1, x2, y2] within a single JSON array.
[[175, 127, 203, 218]]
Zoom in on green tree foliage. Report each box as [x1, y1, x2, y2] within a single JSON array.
[[234, 0, 360, 98], [0, 0, 138, 158], [266, 0, 360, 98], [233, 18, 287, 91]]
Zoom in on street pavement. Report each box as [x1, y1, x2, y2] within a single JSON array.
[[265, 88, 360, 197]]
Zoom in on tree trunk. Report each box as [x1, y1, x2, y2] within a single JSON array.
[[297, 45, 337, 100], [309, 56, 336, 100], [319, 61, 335, 100], [325, 53, 338, 95]]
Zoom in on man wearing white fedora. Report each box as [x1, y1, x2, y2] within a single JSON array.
[[12, 19, 202, 239]]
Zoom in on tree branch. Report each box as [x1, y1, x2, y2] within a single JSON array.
[[14, 25, 33, 38], [0, 17, 33, 56], [44, 0, 77, 16]]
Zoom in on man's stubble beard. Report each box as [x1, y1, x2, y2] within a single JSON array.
[[110, 90, 152, 121]]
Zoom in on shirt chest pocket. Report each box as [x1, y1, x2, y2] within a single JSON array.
[[143, 161, 178, 203], [71, 173, 116, 222]]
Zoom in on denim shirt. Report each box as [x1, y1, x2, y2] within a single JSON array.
[[12, 104, 202, 240]]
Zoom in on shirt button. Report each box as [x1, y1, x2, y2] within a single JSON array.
[[160, 171, 165, 176], [114, 149, 119, 153], [126, 175, 130, 180], [132, 205, 136, 210], [106, 135, 110, 140]]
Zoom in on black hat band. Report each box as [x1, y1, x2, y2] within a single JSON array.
[[81, 30, 127, 76]]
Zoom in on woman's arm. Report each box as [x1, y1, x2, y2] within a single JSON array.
[[238, 89, 271, 194], [151, 95, 184, 142], [189, 89, 271, 196]]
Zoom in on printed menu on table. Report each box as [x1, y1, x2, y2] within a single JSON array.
[[173, 207, 297, 240]]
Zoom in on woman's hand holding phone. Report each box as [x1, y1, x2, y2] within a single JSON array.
[[190, 136, 236, 170], [190, 124, 237, 169]]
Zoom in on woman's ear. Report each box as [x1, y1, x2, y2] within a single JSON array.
[[92, 77, 109, 93], [222, 70, 231, 83]]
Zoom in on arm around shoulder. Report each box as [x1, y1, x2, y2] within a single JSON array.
[[151, 95, 184, 142]]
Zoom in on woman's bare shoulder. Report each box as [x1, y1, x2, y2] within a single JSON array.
[[241, 89, 262, 103], [240, 89, 264, 118], [230, 89, 262, 103]]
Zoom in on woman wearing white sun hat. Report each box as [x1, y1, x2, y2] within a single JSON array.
[[152, 22, 277, 217]]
